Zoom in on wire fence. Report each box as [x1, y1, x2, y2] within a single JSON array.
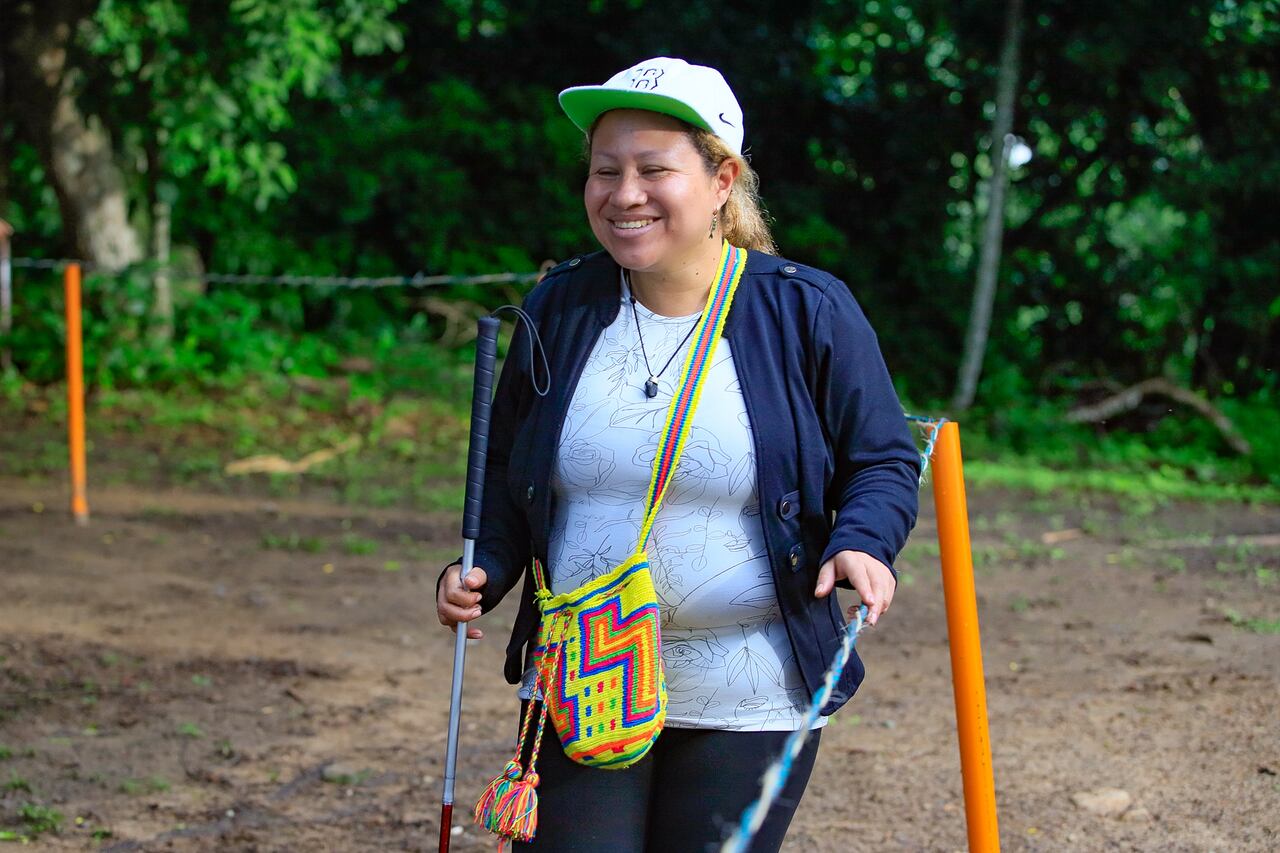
[[9, 257, 543, 289]]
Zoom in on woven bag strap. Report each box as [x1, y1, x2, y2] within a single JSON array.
[[635, 242, 746, 550], [531, 557, 550, 595]]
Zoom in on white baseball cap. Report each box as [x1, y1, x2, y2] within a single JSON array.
[[559, 57, 745, 156]]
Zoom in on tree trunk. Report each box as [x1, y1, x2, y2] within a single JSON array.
[[951, 0, 1023, 412], [0, 38, 9, 224], [1, 222, 12, 371], [4, 0, 143, 271], [151, 198, 173, 342]]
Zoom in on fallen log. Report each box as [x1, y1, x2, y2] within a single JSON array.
[[224, 436, 362, 475], [1065, 377, 1251, 456]]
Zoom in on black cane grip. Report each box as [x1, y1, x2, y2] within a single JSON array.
[[462, 315, 501, 540]]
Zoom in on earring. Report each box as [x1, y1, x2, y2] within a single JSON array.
[[708, 210, 719, 239]]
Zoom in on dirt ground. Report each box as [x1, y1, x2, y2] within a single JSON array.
[[1, 477, 1277, 851]]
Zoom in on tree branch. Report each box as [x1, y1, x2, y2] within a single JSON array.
[[1065, 378, 1252, 456]]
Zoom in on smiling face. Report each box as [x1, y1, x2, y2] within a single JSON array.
[[585, 110, 737, 279]]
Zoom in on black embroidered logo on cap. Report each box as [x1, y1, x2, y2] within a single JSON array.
[[629, 68, 664, 90]]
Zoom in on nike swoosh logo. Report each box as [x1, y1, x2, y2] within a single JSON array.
[[719, 113, 735, 127]]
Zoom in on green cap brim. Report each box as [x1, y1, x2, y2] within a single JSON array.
[[559, 87, 713, 135]]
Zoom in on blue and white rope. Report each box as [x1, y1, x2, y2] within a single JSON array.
[[719, 604, 869, 853], [906, 413, 948, 485], [722, 413, 946, 853]]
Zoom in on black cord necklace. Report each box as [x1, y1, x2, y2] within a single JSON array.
[[627, 272, 703, 399]]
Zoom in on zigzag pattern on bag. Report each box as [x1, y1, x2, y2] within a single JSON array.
[[577, 595, 663, 723], [538, 560, 662, 754]]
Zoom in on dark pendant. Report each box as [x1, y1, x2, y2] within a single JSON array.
[[644, 377, 659, 398]]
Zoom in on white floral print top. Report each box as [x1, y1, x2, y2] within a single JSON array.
[[518, 273, 825, 732]]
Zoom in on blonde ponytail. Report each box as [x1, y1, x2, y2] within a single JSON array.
[[685, 128, 778, 255]]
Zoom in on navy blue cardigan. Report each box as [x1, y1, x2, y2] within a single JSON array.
[[464, 248, 920, 716]]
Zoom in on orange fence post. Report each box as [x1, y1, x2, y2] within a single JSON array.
[[931, 421, 998, 851], [64, 263, 89, 524]]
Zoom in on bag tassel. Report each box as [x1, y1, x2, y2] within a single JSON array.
[[493, 769, 540, 840], [473, 759, 521, 833], [475, 624, 563, 845], [496, 685, 553, 841]]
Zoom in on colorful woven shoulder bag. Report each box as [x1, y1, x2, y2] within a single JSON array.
[[474, 242, 746, 845]]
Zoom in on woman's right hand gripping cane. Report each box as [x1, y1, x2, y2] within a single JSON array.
[[437, 564, 488, 640]]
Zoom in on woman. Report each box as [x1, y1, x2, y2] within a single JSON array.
[[438, 57, 920, 851]]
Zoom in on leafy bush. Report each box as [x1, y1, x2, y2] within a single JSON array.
[[0, 266, 479, 397]]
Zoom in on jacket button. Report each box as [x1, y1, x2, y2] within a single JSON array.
[[782, 264, 797, 274], [789, 551, 800, 567], [526, 484, 536, 503], [568, 257, 581, 267], [781, 499, 792, 516]]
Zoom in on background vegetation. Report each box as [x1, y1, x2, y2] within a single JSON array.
[[2, 0, 1277, 498]]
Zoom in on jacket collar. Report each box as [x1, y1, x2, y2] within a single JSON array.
[[572, 247, 781, 334]]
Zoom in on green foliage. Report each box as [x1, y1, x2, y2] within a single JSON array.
[[0, 266, 478, 396], [955, 385, 1280, 491], [2, 0, 1277, 491], [18, 803, 63, 836], [82, 0, 405, 209]]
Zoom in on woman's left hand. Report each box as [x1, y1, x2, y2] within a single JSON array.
[[814, 550, 896, 627]]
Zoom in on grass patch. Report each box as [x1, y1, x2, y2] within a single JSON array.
[[1212, 539, 1278, 586], [6, 370, 1276, 517], [1224, 609, 1280, 635], [341, 534, 379, 556], [0, 378, 470, 511], [4, 773, 31, 793], [18, 803, 63, 836], [972, 511, 1019, 533], [261, 532, 325, 552], [176, 722, 204, 739], [119, 776, 170, 795], [962, 459, 1280, 504], [323, 768, 372, 786], [1001, 532, 1066, 562]]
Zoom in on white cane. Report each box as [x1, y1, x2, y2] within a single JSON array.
[[440, 313, 501, 852]]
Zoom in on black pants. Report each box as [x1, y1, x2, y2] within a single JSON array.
[[510, 703, 822, 853]]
